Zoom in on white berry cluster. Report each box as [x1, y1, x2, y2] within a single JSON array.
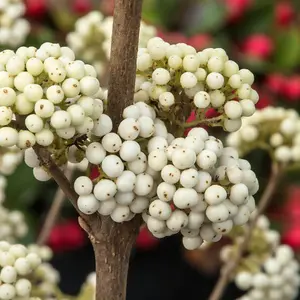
[[142, 127, 258, 250], [0, 0, 30, 48], [227, 107, 300, 164], [0, 175, 28, 242], [134, 37, 259, 132], [0, 206, 28, 243], [0, 146, 23, 176], [0, 42, 105, 149], [0, 242, 56, 300], [220, 215, 300, 300], [67, 11, 156, 75], [74, 102, 170, 221]]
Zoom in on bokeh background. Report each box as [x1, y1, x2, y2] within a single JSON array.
[[2, 0, 300, 299]]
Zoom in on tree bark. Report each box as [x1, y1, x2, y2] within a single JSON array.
[[89, 216, 141, 300]]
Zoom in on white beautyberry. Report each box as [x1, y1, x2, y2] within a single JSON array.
[[34, 99, 55, 118], [180, 168, 199, 188], [223, 118, 242, 132], [235, 272, 253, 290], [158, 92, 175, 108], [173, 188, 198, 209], [110, 205, 130, 223], [15, 278, 31, 297], [129, 197, 149, 214], [188, 127, 209, 141], [230, 183, 249, 205], [116, 171, 136, 192], [149, 200, 172, 220], [115, 192, 135, 205], [205, 138, 223, 156], [252, 273, 270, 289], [206, 203, 229, 222], [0, 283, 16, 300], [232, 205, 250, 225], [0, 266, 17, 284], [35, 128, 54, 146], [161, 164, 181, 184], [24, 148, 40, 168], [194, 171, 212, 193], [93, 179, 117, 201], [127, 152, 147, 174], [187, 211, 205, 229], [67, 104, 85, 126], [228, 74, 242, 89], [237, 84, 251, 99], [180, 72, 197, 88], [182, 236, 203, 250], [204, 185, 227, 205], [172, 148, 196, 170], [78, 194, 100, 214], [264, 258, 281, 275], [101, 155, 124, 178], [46, 85, 64, 104], [194, 91, 210, 108], [14, 72, 34, 92], [157, 182, 176, 202], [50, 110, 71, 129], [25, 114, 44, 133], [276, 245, 294, 265], [206, 72, 224, 89], [212, 219, 233, 234], [23, 84, 43, 103], [148, 150, 168, 171], [119, 141, 141, 162], [14, 257, 31, 275], [274, 146, 292, 162], [240, 99, 255, 116], [74, 176, 93, 196], [0, 127, 18, 147], [98, 198, 117, 216], [224, 101, 242, 119], [86, 142, 106, 165], [199, 224, 217, 242], [79, 76, 99, 96], [152, 68, 171, 85], [196, 149, 217, 169], [166, 210, 188, 232], [147, 216, 166, 233], [17, 130, 36, 148], [134, 173, 154, 196], [118, 118, 140, 140], [0, 106, 13, 126]]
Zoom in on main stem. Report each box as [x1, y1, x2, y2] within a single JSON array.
[[208, 163, 282, 300]]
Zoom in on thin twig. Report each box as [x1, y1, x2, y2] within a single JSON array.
[[180, 115, 223, 128], [208, 163, 282, 300], [37, 167, 74, 245]]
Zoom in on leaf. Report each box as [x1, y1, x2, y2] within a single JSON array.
[[273, 29, 300, 71]]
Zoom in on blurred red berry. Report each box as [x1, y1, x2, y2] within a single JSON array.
[[48, 220, 86, 252], [90, 166, 100, 180], [136, 226, 159, 250], [242, 34, 274, 60], [157, 30, 188, 44], [283, 187, 300, 219], [225, 0, 252, 22], [282, 76, 300, 101], [188, 34, 212, 50], [255, 91, 273, 109], [266, 73, 286, 94], [25, 0, 47, 17], [282, 226, 300, 250], [73, 0, 92, 14], [275, 2, 295, 27]]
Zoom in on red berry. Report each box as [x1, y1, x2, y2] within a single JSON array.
[[266, 73, 286, 94], [188, 34, 212, 50], [225, 0, 252, 22], [242, 34, 274, 60], [136, 226, 159, 250], [90, 166, 100, 180], [282, 76, 300, 101], [255, 90, 273, 109], [25, 0, 47, 17], [73, 0, 92, 14], [275, 2, 295, 27], [282, 226, 300, 250]]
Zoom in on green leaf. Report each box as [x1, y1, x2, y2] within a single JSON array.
[[273, 29, 300, 71]]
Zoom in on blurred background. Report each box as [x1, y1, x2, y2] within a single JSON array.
[[2, 0, 300, 299]]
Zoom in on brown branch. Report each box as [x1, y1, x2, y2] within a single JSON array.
[[107, 0, 143, 128], [37, 167, 74, 245], [208, 163, 282, 300]]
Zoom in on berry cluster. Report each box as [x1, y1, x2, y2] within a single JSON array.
[[143, 128, 258, 250], [0, 0, 30, 48], [0, 241, 57, 300], [135, 37, 259, 132], [222, 216, 300, 300], [67, 11, 156, 75], [73, 102, 168, 221], [0, 146, 23, 175], [227, 106, 300, 164]]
